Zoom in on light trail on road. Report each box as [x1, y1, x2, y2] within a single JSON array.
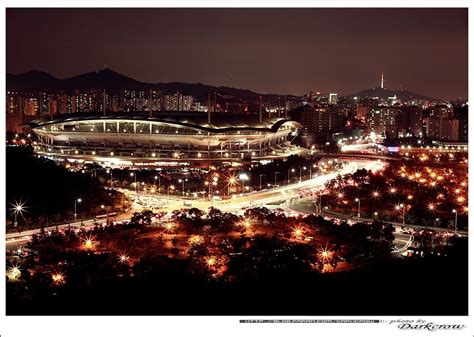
[[6, 159, 385, 249]]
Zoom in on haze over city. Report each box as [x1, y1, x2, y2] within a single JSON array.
[[6, 8, 468, 99]]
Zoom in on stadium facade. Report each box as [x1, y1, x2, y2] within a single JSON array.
[[27, 112, 303, 167]]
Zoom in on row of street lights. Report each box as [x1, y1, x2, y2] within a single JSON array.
[[351, 197, 458, 233], [286, 164, 319, 184], [117, 162, 323, 198]]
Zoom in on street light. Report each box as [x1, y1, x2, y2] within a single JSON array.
[[452, 209, 458, 235], [310, 164, 316, 179], [259, 174, 265, 190], [227, 179, 234, 196], [11, 200, 26, 228], [154, 175, 161, 193], [178, 178, 187, 195], [355, 198, 361, 218], [130, 172, 137, 193], [74, 198, 82, 224], [13, 207, 21, 227], [106, 169, 113, 188], [239, 173, 249, 192], [101, 204, 110, 225], [274, 171, 280, 188], [227, 175, 237, 196], [288, 168, 295, 184], [299, 166, 306, 182], [399, 204, 405, 225]]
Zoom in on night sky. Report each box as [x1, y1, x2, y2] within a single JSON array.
[[6, 8, 468, 99]]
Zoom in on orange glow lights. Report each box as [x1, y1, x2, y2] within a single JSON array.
[[82, 235, 95, 250], [52, 272, 65, 284], [164, 222, 176, 233], [189, 235, 204, 245], [118, 252, 130, 264], [292, 226, 305, 240], [206, 256, 216, 268], [317, 246, 333, 263], [372, 190, 381, 199]]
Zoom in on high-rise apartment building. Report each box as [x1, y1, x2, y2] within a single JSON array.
[[367, 107, 399, 139]]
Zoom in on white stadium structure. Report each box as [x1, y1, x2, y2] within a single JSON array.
[[27, 112, 303, 167]]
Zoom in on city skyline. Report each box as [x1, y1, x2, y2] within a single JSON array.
[[7, 8, 468, 100], [5, 67, 446, 101], [4, 5, 469, 324]]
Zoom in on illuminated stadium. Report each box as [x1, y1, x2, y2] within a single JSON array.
[[27, 112, 303, 167]]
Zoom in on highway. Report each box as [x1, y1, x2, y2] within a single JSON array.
[[132, 159, 386, 213], [287, 202, 414, 254], [6, 211, 133, 250], [5, 159, 389, 250]]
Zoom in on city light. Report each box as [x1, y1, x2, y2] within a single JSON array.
[[317, 246, 333, 263], [8, 263, 22, 280], [52, 272, 65, 284], [241, 220, 252, 229], [164, 222, 176, 233], [239, 173, 249, 181], [118, 252, 130, 264], [206, 256, 216, 267], [189, 235, 203, 245], [292, 226, 305, 240], [82, 235, 95, 250], [10, 199, 28, 218]]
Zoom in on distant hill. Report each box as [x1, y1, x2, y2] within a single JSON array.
[[7, 70, 60, 90], [6, 68, 295, 102], [7, 69, 440, 103], [61, 68, 148, 91], [347, 87, 437, 101]]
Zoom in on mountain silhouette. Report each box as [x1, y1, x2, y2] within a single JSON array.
[[6, 68, 293, 102], [7, 68, 439, 102]]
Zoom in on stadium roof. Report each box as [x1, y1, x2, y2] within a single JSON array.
[[26, 111, 301, 133]]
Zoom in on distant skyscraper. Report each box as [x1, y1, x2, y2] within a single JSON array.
[[163, 92, 193, 111], [396, 106, 422, 138], [299, 106, 343, 141], [367, 107, 399, 139], [381, 72, 384, 89], [328, 93, 338, 105], [163, 93, 179, 111], [425, 105, 459, 141]]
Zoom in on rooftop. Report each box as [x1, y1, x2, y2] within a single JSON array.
[[26, 111, 300, 133]]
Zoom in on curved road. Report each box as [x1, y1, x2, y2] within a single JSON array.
[[4, 159, 408, 251]]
